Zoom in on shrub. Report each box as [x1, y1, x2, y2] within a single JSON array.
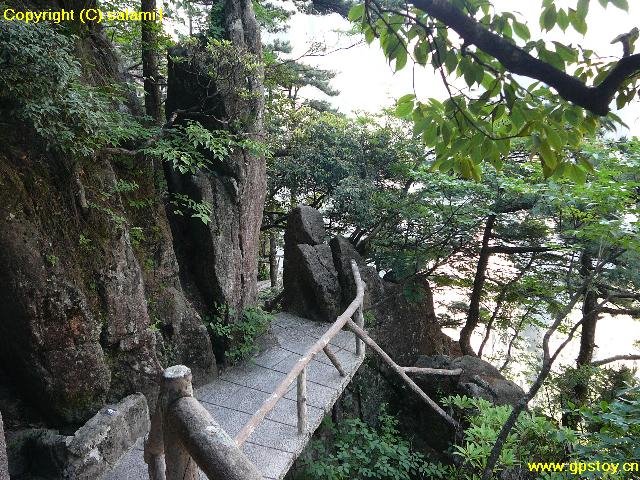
[[298, 406, 454, 480], [0, 17, 150, 156], [205, 305, 273, 364]]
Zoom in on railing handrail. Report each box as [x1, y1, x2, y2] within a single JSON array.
[[234, 259, 366, 446]]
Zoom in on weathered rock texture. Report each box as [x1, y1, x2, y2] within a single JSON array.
[[164, 0, 265, 317], [0, 146, 220, 427], [0, 412, 8, 480], [413, 355, 525, 406], [6, 394, 149, 480], [0, 0, 215, 431]]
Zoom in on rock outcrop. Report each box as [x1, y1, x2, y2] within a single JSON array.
[[413, 355, 525, 406], [6, 394, 149, 480], [283, 206, 335, 321], [283, 206, 457, 366], [0, 152, 217, 426]]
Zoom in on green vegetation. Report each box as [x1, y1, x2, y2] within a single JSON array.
[[298, 406, 454, 480], [300, 386, 640, 480], [350, 0, 637, 180], [205, 306, 273, 364], [0, 18, 150, 156]]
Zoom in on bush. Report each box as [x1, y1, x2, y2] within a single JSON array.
[[205, 306, 273, 364], [572, 385, 640, 471], [298, 406, 454, 480], [0, 17, 149, 156]]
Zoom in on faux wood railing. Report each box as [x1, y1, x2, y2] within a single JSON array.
[[144, 259, 460, 480], [234, 259, 367, 446]]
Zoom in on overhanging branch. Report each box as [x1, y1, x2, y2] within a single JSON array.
[[489, 245, 552, 254], [409, 0, 640, 115], [592, 354, 640, 367]]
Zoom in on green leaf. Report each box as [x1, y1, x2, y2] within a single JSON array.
[[570, 13, 588, 34], [540, 6, 557, 31], [444, 50, 458, 73], [414, 41, 429, 66], [395, 48, 408, 71], [539, 141, 558, 170], [556, 9, 570, 30], [347, 3, 365, 21], [364, 26, 375, 44], [512, 20, 531, 40], [577, 0, 590, 18], [398, 93, 416, 104], [544, 125, 565, 149], [609, 0, 629, 10], [395, 96, 415, 117], [563, 108, 580, 124]]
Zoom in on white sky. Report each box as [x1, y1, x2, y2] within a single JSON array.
[[272, 0, 640, 136]]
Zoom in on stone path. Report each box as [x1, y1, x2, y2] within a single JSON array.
[[104, 312, 364, 480]]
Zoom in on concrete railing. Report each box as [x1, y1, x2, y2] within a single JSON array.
[[144, 259, 460, 479]]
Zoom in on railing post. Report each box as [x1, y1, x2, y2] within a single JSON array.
[[355, 303, 365, 357], [297, 368, 307, 434], [144, 401, 165, 480], [0, 411, 9, 480], [161, 366, 198, 480]]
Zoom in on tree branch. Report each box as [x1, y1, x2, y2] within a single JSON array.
[[489, 245, 553, 254], [598, 307, 640, 316], [592, 354, 640, 367], [409, 0, 640, 115]]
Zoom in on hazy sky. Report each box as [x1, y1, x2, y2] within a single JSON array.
[[273, 1, 640, 136]]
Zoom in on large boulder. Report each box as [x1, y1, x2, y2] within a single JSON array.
[[330, 235, 456, 365], [284, 206, 328, 249], [413, 355, 525, 406], [285, 244, 342, 322], [283, 207, 339, 322], [330, 236, 384, 310]]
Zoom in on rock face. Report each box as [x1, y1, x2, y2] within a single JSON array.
[[284, 244, 341, 322], [283, 207, 332, 320], [164, 0, 266, 317], [0, 151, 216, 426], [6, 394, 149, 480], [413, 355, 525, 406], [0, 413, 7, 480]]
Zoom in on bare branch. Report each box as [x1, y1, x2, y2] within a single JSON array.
[[592, 354, 640, 367]]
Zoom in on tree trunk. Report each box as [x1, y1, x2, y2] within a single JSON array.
[[576, 254, 599, 367], [164, 0, 265, 315], [563, 252, 600, 427], [459, 214, 496, 356], [269, 232, 278, 287], [141, 0, 162, 122]]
